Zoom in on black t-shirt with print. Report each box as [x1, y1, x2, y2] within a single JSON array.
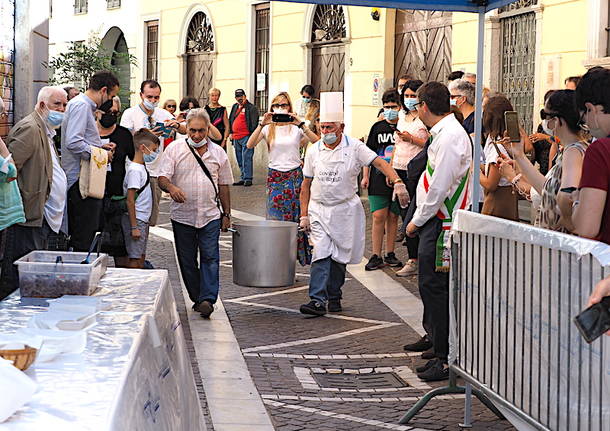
[[366, 120, 396, 196]]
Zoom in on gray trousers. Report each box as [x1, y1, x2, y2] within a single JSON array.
[[0, 220, 51, 299]]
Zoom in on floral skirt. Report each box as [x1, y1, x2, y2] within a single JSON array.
[[266, 167, 312, 266]]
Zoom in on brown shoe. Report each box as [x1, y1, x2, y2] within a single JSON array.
[[194, 301, 214, 318]]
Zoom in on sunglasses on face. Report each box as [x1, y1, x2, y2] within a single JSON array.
[[540, 109, 560, 121], [271, 103, 290, 109], [166, 105, 176, 109], [577, 110, 589, 131]]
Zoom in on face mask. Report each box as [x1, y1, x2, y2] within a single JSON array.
[[302, 97, 311, 104], [99, 98, 113, 113], [99, 112, 117, 128], [47, 110, 64, 128], [541, 119, 554, 136], [143, 147, 159, 163], [143, 99, 158, 111], [188, 137, 206, 148], [273, 108, 288, 114], [322, 132, 337, 146], [450, 98, 458, 107], [586, 110, 607, 139], [404, 98, 418, 112], [384, 109, 399, 121]]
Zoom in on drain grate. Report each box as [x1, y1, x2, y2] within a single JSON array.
[[313, 372, 407, 389]]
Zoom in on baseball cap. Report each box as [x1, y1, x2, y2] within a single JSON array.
[[235, 89, 246, 97]]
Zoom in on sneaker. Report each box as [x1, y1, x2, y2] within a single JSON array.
[[416, 359, 436, 373], [195, 301, 214, 318], [365, 254, 385, 271], [328, 299, 342, 312], [396, 259, 418, 277], [233, 180, 245, 186], [417, 359, 449, 382], [421, 348, 435, 360], [395, 231, 406, 242], [384, 252, 403, 268], [143, 260, 155, 269], [300, 300, 327, 316], [403, 335, 432, 352], [244, 180, 253, 187]]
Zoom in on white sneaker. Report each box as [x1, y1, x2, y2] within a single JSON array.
[[396, 259, 418, 276]]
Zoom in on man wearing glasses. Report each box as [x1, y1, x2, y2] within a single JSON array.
[[228, 89, 260, 186], [158, 108, 233, 319]]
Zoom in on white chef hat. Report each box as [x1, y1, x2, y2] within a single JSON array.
[[319, 92, 344, 123]]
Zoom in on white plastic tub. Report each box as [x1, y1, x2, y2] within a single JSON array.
[[15, 251, 108, 298]]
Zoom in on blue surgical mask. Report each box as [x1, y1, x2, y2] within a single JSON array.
[[404, 98, 418, 112], [143, 148, 159, 164], [188, 137, 206, 148], [302, 97, 311, 104], [322, 133, 337, 146], [384, 109, 399, 121], [450, 98, 458, 106], [47, 110, 64, 128], [143, 99, 158, 111]]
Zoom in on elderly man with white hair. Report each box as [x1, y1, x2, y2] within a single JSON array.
[[298, 92, 409, 316], [448, 78, 476, 134], [158, 108, 233, 319], [0, 86, 68, 297]]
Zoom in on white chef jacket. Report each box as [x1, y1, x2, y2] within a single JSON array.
[[303, 135, 377, 264]]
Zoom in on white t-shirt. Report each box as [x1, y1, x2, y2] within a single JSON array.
[[44, 135, 67, 233], [262, 124, 304, 171], [484, 137, 511, 187], [123, 162, 152, 223], [120, 105, 174, 177]]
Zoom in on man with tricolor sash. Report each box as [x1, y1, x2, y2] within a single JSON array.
[[406, 82, 472, 381]]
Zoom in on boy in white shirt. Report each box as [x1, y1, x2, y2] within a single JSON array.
[[120, 129, 158, 268]]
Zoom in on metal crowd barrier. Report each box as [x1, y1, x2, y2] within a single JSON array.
[[400, 210, 610, 430]]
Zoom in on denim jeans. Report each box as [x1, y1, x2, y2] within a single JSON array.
[[233, 136, 254, 181], [172, 218, 221, 304], [308, 257, 346, 304]]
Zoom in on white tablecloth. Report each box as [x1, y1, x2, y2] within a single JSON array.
[[0, 269, 205, 430]]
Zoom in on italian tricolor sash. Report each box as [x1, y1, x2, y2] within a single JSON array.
[[422, 160, 470, 272]]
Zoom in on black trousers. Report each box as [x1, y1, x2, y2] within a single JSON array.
[[417, 217, 450, 360], [68, 181, 103, 252], [0, 220, 51, 299]]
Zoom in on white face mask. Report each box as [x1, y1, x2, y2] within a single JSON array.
[[586, 110, 608, 139], [188, 137, 206, 148], [541, 119, 554, 136], [273, 108, 288, 114], [143, 99, 158, 110]]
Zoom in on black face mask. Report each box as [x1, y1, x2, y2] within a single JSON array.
[[99, 112, 118, 128], [99, 99, 113, 113]]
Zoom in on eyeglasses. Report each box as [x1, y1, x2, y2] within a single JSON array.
[[540, 109, 560, 121], [271, 103, 290, 109], [413, 101, 423, 108], [450, 94, 462, 99], [166, 105, 176, 109], [577, 110, 590, 131]]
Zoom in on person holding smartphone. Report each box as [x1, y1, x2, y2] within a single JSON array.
[[246, 92, 319, 264], [480, 96, 523, 221]]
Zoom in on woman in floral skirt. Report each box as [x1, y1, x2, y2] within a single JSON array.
[[247, 92, 319, 264]]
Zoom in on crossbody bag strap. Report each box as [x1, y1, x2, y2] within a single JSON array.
[[186, 142, 222, 214]]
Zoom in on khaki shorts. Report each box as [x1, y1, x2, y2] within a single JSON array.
[[121, 215, 149, 259], [149, 177, 161, 226]]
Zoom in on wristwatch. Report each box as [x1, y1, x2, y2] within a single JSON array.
[[221, 212, 231, 219], [392, 178, 404, 185], [559, 187, 578, 194]]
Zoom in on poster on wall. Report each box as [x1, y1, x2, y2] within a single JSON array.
[[0, 0, 15, 138]]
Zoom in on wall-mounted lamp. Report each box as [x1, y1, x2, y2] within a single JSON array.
[[371, 8, 380, 21]]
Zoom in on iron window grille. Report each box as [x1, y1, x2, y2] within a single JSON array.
[[74, 0, 88, 14], [107, 0, 121, 9], [254, 3, 270, 114], [146, 21, 159, 80]]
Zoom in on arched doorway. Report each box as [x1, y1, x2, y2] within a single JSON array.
[[101, 27, 131, 108], [310, 5, 347, 96], [185, 11, 215, 107]]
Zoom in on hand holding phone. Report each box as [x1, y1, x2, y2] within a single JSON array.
[[272, 113, 293, 123], [574, 296, 610, 343]]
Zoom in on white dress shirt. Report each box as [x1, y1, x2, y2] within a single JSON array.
[[411, 114, 472, 227]]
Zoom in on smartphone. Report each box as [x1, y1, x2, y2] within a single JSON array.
[[155, 122, 173, 139], [272, 113, 293, 123], [573, 296, 610, 343], [504, 111, 520, 142]]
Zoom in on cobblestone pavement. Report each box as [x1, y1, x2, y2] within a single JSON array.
[[148, 183, 516, 431]]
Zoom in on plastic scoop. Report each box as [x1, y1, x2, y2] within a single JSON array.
[[81, 233, 100, 264]]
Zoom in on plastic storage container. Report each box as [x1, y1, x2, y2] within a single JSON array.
[[15, 251, 108, 298]]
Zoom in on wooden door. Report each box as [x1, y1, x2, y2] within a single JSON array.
[[394, 10, 452, 84], [311, 44, 345, 96], [186, 52, 214, 107]]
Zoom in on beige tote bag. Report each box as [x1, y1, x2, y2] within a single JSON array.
[[79, 146, 108, 199]]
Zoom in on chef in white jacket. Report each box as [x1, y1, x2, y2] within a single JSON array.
[[299, 92, 409, 316]]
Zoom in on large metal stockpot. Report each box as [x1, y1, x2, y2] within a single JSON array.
[[231, 220, 297, 287]]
